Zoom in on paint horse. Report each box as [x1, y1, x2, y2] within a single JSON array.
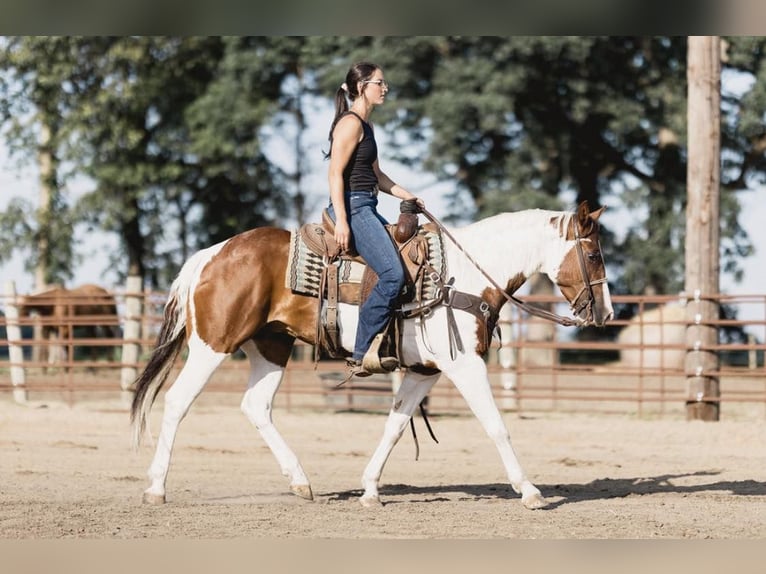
[[131, 201, 613, 509], [17, 284, 120, 365]]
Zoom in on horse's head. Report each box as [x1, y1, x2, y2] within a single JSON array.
[[554, 201, 614, 327]]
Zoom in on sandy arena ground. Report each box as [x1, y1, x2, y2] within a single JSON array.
[[1, 391, 765, 539]]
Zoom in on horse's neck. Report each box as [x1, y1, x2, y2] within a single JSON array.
[[445, 210, 568, 290]]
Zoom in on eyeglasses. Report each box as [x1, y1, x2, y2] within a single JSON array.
[[363, 79, 389, 89]]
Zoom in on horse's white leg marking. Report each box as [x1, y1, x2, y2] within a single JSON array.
[[442, 356, 548, 510], [359, 371, 439, 507], [143, 333, 227, 504], [240, 340, 312, 501]]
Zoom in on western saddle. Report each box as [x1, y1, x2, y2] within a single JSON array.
[[297, 202, 498, 372]]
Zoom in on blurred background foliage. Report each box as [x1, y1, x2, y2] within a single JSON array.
[[0, 36, 762, 299]]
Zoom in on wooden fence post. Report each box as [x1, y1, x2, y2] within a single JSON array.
[[120, 276, 143, 403], [498, 305, 517, 410], [685, 36, 721, 421], [4, 281, 28, 403]]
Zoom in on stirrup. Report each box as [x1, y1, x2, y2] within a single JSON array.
[[361, 352, 399, 373], [346, 358, 372, 378], [361, 330, 399, 373]]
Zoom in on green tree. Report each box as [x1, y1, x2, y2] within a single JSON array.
[[331, 36, 761, 299], [2, 36, 764, 301], [61, 37, 301, 287], [0, 37, 93, 288]]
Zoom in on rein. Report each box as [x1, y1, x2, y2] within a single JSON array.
[[420, 208, 587, 327]]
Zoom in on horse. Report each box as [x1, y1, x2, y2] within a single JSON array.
[[17, 284, 120, 365], [130, 201, 613, 509]]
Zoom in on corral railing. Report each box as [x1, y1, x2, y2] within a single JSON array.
[[1, 281, 765, 420]]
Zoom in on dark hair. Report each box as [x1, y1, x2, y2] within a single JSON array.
[[325, 62, 379, 159]]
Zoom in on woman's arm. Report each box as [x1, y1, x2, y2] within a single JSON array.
[[374, 160, 425, 210], [328, 116, 362, 252]]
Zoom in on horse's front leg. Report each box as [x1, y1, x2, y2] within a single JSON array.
[[443, 356, 548, 509], [239, 339, 313, 500], [360, 371, 440, 507]]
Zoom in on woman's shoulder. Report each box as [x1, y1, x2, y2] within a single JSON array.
[[339, 110, 368, 126], [343, 111, 375, 135], [334, 112, 365, 138]]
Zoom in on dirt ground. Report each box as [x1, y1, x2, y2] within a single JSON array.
[[1, 391, 765, 540]]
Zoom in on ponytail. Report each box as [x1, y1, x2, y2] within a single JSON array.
[[325, 86, 349, 159]]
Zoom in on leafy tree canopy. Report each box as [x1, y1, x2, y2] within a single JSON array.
[[0, 36, 763, 298]]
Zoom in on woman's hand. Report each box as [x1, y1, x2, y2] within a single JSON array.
[[334, 219, 352, 252]]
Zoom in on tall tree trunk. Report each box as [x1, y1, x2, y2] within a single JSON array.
[[291, 68, 307, 224], [122, 192, 146, 283], [35, 122, 54, 291]]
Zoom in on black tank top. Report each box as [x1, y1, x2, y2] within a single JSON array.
[[342, 112, 378, 192]]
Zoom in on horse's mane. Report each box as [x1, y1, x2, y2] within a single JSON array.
[[453, 208, 573, 241]]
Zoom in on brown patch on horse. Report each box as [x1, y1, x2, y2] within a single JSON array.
[[408, 362, 441, 376], [474, 274, 526, 355], [193, 228, 318, 354], [253, 332, 296, 367]]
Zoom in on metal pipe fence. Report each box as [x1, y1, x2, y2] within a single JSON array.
[[1, 283, 765, 420]]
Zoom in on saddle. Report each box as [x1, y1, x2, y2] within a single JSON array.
[[290, 202, 498, 373], [296, 206, 440, 364]]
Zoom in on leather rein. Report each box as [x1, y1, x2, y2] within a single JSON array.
[[419, 208, 603, 327]]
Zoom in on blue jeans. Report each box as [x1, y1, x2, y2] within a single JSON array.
[[328, 191, 405, 361]]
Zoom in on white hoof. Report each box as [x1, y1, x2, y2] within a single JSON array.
[[359, 495, 383, 508], [290, 484, 314, 501], [522, 492, 549, 510], [142, 491, 166, 505]]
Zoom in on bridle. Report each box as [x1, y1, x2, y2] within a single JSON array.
[[568, 218, 608, 324], [420, 208, 606, 327]]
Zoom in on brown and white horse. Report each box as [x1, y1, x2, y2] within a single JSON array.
[[131, 201, 613, 509]]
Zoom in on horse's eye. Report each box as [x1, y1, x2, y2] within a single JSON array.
[[588, 251, 601, 262]]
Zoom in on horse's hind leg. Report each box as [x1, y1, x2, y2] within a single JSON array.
[[239, 336, 313, 500], [143, 334, 228, 504], [360, 371, 440, 507]]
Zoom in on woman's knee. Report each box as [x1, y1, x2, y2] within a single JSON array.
[[378, 264, 405, 293]]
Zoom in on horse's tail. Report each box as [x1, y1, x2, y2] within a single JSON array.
[[130, 247, 211, 448]]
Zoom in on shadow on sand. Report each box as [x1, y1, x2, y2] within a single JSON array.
[[324, 471, 766, 508]]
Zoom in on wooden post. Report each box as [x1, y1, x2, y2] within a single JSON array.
[[4, 281, 28, 403], [497, 304, 517, 410], [685, 36, 721, 421], [121, 276, 143, 403]]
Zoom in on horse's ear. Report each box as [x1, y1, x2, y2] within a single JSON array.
[[576, 201, 606, 223], [589, 206, 606, 222], [576, 201, 605, 235]]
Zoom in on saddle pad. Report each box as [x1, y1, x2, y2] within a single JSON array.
[[285, 226, 446, 301], [286, 230, 364, 298], [420, 227, 446, 300]]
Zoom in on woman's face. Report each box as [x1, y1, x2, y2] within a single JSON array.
[[359, 69, 389, 104]]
